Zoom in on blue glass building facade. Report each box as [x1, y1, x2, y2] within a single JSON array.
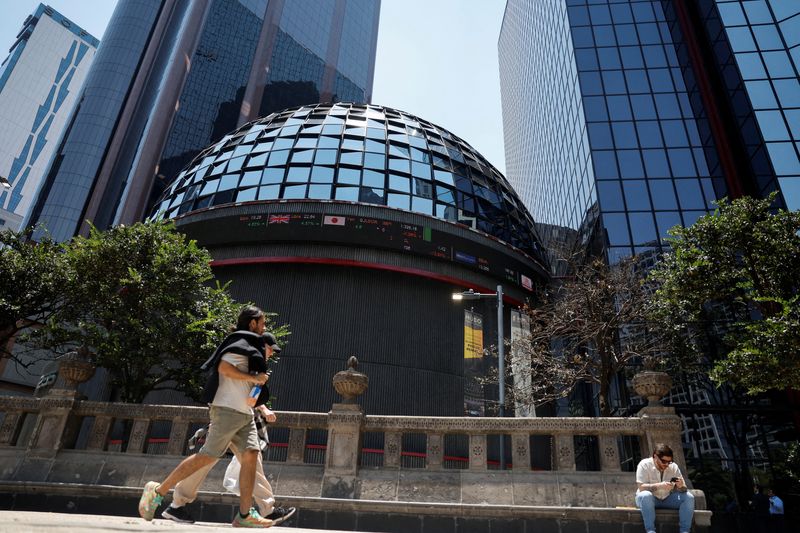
[[499, 0, 799, 493], [711, 1, 800, 209], [500, 0, 796, 265], [0, 4, 98, 232], [26, 0, 380, 241]]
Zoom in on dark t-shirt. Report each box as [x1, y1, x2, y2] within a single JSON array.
[[752, 492, 770, 515]]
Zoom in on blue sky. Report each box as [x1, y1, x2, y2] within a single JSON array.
[[0, 0, 508, 173]]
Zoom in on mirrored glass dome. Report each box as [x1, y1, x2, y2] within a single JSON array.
[[153, 103, 545, 259]]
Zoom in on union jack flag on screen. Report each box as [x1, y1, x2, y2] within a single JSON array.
[[269, 214, 290, 224]]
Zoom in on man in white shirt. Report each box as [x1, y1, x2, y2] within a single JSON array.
[[161, 332, 295, 526], [635, 443, 695, 533], [138, 306, 272, 527]]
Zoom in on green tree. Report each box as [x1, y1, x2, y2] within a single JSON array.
[[0, 227, 68, 365], [648, 194, 800, 393], [26, 221, 278, 403]]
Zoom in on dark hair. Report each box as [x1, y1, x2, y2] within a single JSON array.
[[654, 443, 673, 457], [236, 305, 264, 331]]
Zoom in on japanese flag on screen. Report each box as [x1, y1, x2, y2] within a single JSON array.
[[323, 215, 346, 226]]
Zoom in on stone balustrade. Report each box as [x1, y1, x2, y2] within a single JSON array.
[[0, 395, 692, 495], [0, 393, 711, 530], [0, 397, 685, 471]]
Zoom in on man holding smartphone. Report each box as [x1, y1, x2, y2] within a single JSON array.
[[635, 443, 695, 533]]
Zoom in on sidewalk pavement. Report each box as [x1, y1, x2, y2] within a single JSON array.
[[0, 511, 376, 532]]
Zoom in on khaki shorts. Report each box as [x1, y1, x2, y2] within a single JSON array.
[[199, 405, 260, 458]]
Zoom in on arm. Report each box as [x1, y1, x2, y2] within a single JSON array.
[[218, 360, 268, 384], [672, 465, 688, 491], [255, 404, 277, 423], [636, 461, 675, 492], [637, 481, 674, 492]]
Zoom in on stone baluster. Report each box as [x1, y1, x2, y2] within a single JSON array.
[[27, 397, 79, 457], [426, 432, 443, 470], [383, 431, 401, 468], [469, 434, 487, 470], [511, 433, 530, 471], [0, 411, 23, 446], [553, 433, 575, 471], [126, 418, 152, 454], [598, 434, 620, 471], [86, 415, 113, 451], [287, 428, 307, 464], [167, 419, 190, 456]]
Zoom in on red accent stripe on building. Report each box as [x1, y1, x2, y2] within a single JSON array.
[[210, 256, 524, 306], [673, 0, 743, 198]]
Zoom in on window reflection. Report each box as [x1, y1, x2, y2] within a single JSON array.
[[152, 103, 544, 260]]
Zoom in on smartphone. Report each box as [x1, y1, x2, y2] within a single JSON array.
[[670, 477, 679, 482]]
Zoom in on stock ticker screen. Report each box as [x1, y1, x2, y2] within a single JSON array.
[[185, 211, 538, 293]]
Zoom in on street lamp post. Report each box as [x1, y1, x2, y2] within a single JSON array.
[[452, 284, 506, 468]]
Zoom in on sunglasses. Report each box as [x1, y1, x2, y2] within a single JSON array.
[[655, 454, 673, 464]]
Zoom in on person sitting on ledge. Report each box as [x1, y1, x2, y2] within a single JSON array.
[[635, 443, 695, 533]]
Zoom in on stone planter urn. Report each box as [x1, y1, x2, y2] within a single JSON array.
[[332, 356, 368, 404], [632, 370, 672, 406], [58, 349, 96, 388]]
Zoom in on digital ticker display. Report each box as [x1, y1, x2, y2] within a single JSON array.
[[184, 211, 540, 292]]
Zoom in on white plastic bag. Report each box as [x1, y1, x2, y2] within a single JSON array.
[[222, 455, 241, 495]]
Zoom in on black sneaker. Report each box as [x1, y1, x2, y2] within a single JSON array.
[[161, 505, 195, 524], [265, 506, 296, 526]]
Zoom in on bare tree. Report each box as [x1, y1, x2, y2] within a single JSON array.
[[489, 256, 660, 417]]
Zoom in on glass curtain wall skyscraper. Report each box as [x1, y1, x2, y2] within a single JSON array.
[[499, 0, 799, 486], [25, 0, 380, 242], [0, 4, 97, 231], [499, 0, 796, 266]]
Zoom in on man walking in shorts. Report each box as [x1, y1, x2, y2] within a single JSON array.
[[138, 306, 275, 527], [161, 334, 295, 526]]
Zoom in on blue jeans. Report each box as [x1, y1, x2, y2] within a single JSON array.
[[635, 490, 695, 532]]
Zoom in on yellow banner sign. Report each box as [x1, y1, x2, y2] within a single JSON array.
[[464, 309, 484, 359]]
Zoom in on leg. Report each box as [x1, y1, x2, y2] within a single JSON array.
[[156, 453, 218, 496], [226, 413, 264, 516], [635, 490, 658, 533], [677, 491, 695, 532], [172, 458, 218, 507], [238, 449, 260, 515], [138, 453, 217, 521], [231, 443, 275, 516], [253, 452, 276, 517], [655, 491, 695, 533]]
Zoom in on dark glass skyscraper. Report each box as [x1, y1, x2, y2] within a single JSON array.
[[499, 0, 797, 266], [499, 0, 799, 492], [26, 0, 380, 242]]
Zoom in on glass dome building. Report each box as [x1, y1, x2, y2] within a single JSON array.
[[154, 103, 549, 416]]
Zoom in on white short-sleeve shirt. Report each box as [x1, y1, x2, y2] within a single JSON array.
[[211, 352, 253, 415], [636, 457, 683, 500]]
